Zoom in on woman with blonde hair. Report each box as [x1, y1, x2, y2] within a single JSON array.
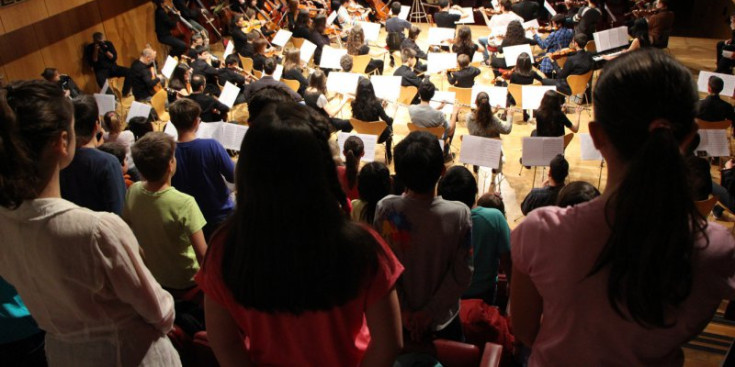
[[282, 47, 309, 96]]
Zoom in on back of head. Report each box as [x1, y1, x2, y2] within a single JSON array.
[[222, 102, 378, 313], [40, 68, 56, 81], [551, 14, 566, 26], [284, 48, 301, 70], [343, 135, 364, 188], [556, 181, 600, 207], [131, 132, 175, 182], [127, 116, 154, 141], [549, 154, 569, 184], [99, 142, 127, 166], [357, 162, 391, 223], [708, 75, 724, 95], [169, 98, 201, 131], [72, 95, 100, 142], [477, 193, 505, 216], [418, 79, 436, 101], [501, 0, 512, 10], [0, 80, 74, 209], [263, 57, 277, 75], [474, 91, 492, 128], [308, 69, 327, 92], [391, 1, 401, 14], [225, 54, 239, 67], [437, 165, 478, 208], [191, 73, 206, 91], [296, 10, 310, 27], [313, 14, 327, 31], [93, 32, 104, 42], [438, 0, 449, 8], [340, 54, 353, 72], [591, 48, 703, 328], [247, 86, 293, 122], [457, 54, 470, 68], [505, 21, 525, 44], [401, 48, 416, 64], [103, 111, 122, 134], [515, 52, 532, 75], [394, 131, 444, 193], [409, 25, 421, 39], [574, 33, 588, 49]]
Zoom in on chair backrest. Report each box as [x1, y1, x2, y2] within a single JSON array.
[[291, 37, 305, 48], [349, 118, 388, 136], [480, 342, 503, 367], [567, 70, 593, 96], [696, 118, 731, 130], [434, 339, 481, 367], [507, 83, 523, 109], [449, 85, 472, 107], [352, 54, 372, 74], [397, 85, 418, 105], [253, 69, 263, 79], [239, 55, 254, 73], [392, 50, 403, 67], [282, 78, 300, 93], [695, 195, 719, 217], [563, 132, 574, 150], [150, 89, 169, 121], [585, 41, 596, 53], [407, 122, 445, 139]]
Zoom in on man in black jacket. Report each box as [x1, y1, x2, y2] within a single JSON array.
[[218, 54, 250, 105], [187, 74, 231, 122], [572, 0, 601, 39], [154, 0, 188, 58], [129, 48, 161, 102], [393, 49, 422, 104], [512, 0, 540, 22], [521, 154, 568, 215], [191, 47, 222, 96], [542, 33, 594, 95], [696, 76, 735, 125], [84, 32, 130, 94]]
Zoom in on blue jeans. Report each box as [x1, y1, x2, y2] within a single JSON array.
[[478, 37, 490, 61]]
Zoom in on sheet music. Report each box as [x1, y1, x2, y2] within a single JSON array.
[[161, 56, 178, 79], [490, 26, 507, 38], [459, 135, 503, 169], [356, 21, 381, 42], [430, 91, 455, 115], [724, 50, 735, 59], [218, 82, 240, 109], [471, 51, 484, 64], [522, 19, 540, 38], [521, 85, 556, 110], [471, 86, 507, 108], [579, 133, 603, 161], [197, 121, 223, 139], [427, 52, 458, 73], [399, 5, 410, 20], [223, 40, 235, 58], [271, 30, 293, 47], [544, 1, 557, 16], [163, 122, 179, 140], [100, 79, 110, 94], [427, 27, 456, 46], [218, 123, 249, 151], [593, 26, 628, 53], [126, 102, 152, 122], [453, 8, 474, 24], [491, 0, 499, 8], [300, 39, 317, 62], [521, 136, 564, 166], [370, 75, 402, 102], [337, 132, 378, 162], [696, 129, 730, 157], [327, 72, 361, 95], [503, 44, 534, 67], [319, 46, 349, 69], [273, 64, 284, 81], [93, 93, 116, 116], [327, 11, 337, 25], [697, 71, 735, 97]]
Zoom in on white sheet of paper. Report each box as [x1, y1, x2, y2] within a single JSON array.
[[724, 50, 735, 59], [300, 39, 318, 63], [544, 1, 557, 16], [100, 79, 110, 94], [698, 71, 735, 97], [522, 85, 556, 110], [163, 122, 179, 140], [593, 26, 628, 53], [126, 102, 152, 122], [399, 5, 410, 20], [471, 51, 484, 64], [327, 11, 337, 25], [459, 135, 503, 169], [427, 52, 458, 73], [523, 19, 540, 38], [471, 86, 507, 108], [161, 56, 178, 79], [223, 40, 235, 58], [218, 123, 249, 151], [327, 72, 361, 95], [427, 27, 455, 46], [337, 132, 378, 162], [491, 26, 507, 38], [430, 91, 456, 116], [319, 46, 349, 69], [93, 93, 116, 116], [356, 21, 381, 42], [370, 75, 402, 102], [273, 64, 284, 81], [579, 133, 603, 161], [197, 121, 223, 139], [453, 8, 474, 24], [503, 44, 534, 67], [218, 82, 240, 109], [271, 29, 293, 47], [491, 0, 499, 8], [521, 136, 564, 166], [696, 129, 730, 157]]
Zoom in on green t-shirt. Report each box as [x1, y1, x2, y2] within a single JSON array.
[[123, 182, 207, 289], [464, 207, 511, 298]]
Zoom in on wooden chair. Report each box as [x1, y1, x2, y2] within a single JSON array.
[[150, 89, 170, 122], [350, 118, 392, 163], [449, 86, 472, 108], [507, 83, 523, 109], [352, 54, 372, 75], [291, 37, 305, 48], [556, 56, 568, 68], [408, 122, 445, 139], [253, 69, 263, 79], [563, 132, 574, 150], [695, 195, 719, 217], [397, 86, 418, 105], [239, 56, 254, 73], [282, 78, 300, 93], [585, 41, 596, 53], [566, 70, 593, 103], [392, 50, 403, 68]]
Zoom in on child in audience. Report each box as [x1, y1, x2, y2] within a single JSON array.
[[696, 75, 735, 124], [169, 98, 235, 239], [511, 49, 735, 366], [0, 80, 179, 366], [127, 115, 154, 141], [98, 142, 134, 188], [374, 131, 473, 343], [477, 192, 506, 217], [555, 181, 600, 207], [338, 136, 364, 201], [352, 162, 391, 224], [438, 166, 511, 305], [60, 95, 126, 215], [447, 54, 481, 88], [103, 111, 135, 169], [521, 154, 569, 215], [196, 102, 403, 366]]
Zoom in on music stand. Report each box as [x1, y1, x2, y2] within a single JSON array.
[[409, 0, 429, 23]]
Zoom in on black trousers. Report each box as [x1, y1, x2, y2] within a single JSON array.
[[0, 331, 47, 367], [95, 65, 131, 95], [158, 35, 188, 58]]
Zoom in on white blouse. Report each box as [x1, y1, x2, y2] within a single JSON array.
[[0, 198, 180, 367]]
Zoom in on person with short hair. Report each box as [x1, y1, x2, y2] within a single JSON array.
[[393, 48, 422, 104], [447, 54, 481, 88], [246, 57, 303, 102], [84, 32, 130, 93], [433, 0, 469, 28], [541, 33, 594, 95], [98, 142, 134, 188], [572, 0, 602, 39], [520, 154, 569, 215], [477, 192, 505, 217], [401, 25, 427, 60], [187, 74, 230, 122], [129, 48, 161, 102], [696, 75, 735, 124], [191, 46, 222, 96], [386, 1, 411, 50], [169, 99, 235, 239], [374, 131, 473, 343], [531, 14, 574, 75], [40, 68, 80, 99], [645, 0, 674, 48], [153, 0, 187, 57], [408, 79, 458, 157], [217, 54, 249, 105], [555, 181, 600, 207], [340, 54, 354, 72]]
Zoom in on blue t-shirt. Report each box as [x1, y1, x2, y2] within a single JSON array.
[[0, 277, 41, 344], [60, 147, 126, 215], [463, 207, 511, 298], [172, 139, 235, 224]]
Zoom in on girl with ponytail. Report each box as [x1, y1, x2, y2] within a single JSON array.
[[0, 80, 179, 366], [510, 49, 735, 366], [337, 135, 364, 201]]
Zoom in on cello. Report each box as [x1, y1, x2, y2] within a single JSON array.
[[163, 2, 198, 46], [365, 0, 388, 21], [188, 0, 226, 44]]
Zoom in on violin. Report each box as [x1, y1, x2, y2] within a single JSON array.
[[545, 48, 576, 60], [241, 20, 265, 32], [624, 8, 660, 18]]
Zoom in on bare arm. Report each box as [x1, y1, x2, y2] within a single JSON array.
[[190, 230, 208, 265], [360, 288, 403, 367], [205, 295, 254, 367], [510, 266, 542, 347]]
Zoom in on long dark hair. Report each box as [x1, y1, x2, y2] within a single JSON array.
[[453, 26, 475, 57], [589, 49, 707, 328], [221, 102, 379, 313], [343, 135, 364, 189], [503, 21, 526, 45], [513, 52, 533, 77], [631, 18, 651, 48], [0, 80, 73, 209], [357, 162, 391, 223], [474, 92, 493, 131], [351, 78, 379, 121], [535, 90, 565, 136]]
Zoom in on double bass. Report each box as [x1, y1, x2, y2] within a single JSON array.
[[163, 2, 198, 46], [188, 0, 226, 44]]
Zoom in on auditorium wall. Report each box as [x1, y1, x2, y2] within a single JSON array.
[[0, 0, 167, 93]]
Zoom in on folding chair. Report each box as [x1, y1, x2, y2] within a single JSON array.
[[352, 54, 374, 75], [282, 78, 300, 93], [253, 70, 263, 79], [349, 118, 392, 163], [150, 89, 170, 122], [448, 85, 472, 109], [238, 55, 254, 73], [407, 122, 445, 139], [291, 37, 305, 48]]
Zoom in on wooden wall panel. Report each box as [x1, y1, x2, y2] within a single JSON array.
[[40, 25, 105, 92], [3, 52, 46, 81], [102, 2, 166, 69], [0, 0, 48, 33], [44, 0, 94, 17], [0, 15, 6, 35]]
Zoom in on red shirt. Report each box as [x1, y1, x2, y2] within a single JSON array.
[[195, 225, 403, 367], [337, 165, 360, 201]]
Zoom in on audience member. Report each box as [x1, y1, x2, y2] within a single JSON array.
[[520, 154, 569, 215], [477, 192, 506, 217], [352, 162, 392, 224], [695, 75, 735, 124], [98, 142, 134, 188], [338, 136, 364, 201], [556, 181, 600, 207]]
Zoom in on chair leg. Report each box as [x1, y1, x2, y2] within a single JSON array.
[[385, 136, 393, 165]]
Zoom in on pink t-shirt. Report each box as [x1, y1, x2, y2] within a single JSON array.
[[512, 197, 735, 366], [337, 165, 360, 201], [195, 225, 403, 367]]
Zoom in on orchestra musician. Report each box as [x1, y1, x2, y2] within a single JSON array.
[[541, 33, 594, 96], [252, 38, 281, 72], [433, 0, 470, 29], [644, 0, 674, 48], [168, 63, 192, 103], [716, 12, 735, 74], [173, 0, 210, 43], [478, 1, 524, 64], [282, 0, 300, 31], [186, 33, 207, 60], [385, 2, 411, 54], [512, 0, 541, 22], [489, 20, 537, 68], [393, 49, 422, 104], [186, 74, 230, 122], [572, 0, 602, 39], [230, 15, 254, 58], [346, 25, 384, 75], [304, 70, 353, 132], [401, 25, 427, 60], [40, 68, 81, 99], [531, 14, 574, 75], [153, 0, 188, 58], [129, 48, 161, 102], [246, 58, 304, 102], [447, 54, 481, 88], [191, 46, 222, 96], [293, 10, 313, 38], [309, 15, 332, 66], [452, 26, 480, 62], [282, 48, 309, 96], [218, 54, 251, 106], [84, 32, 130, 94]]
